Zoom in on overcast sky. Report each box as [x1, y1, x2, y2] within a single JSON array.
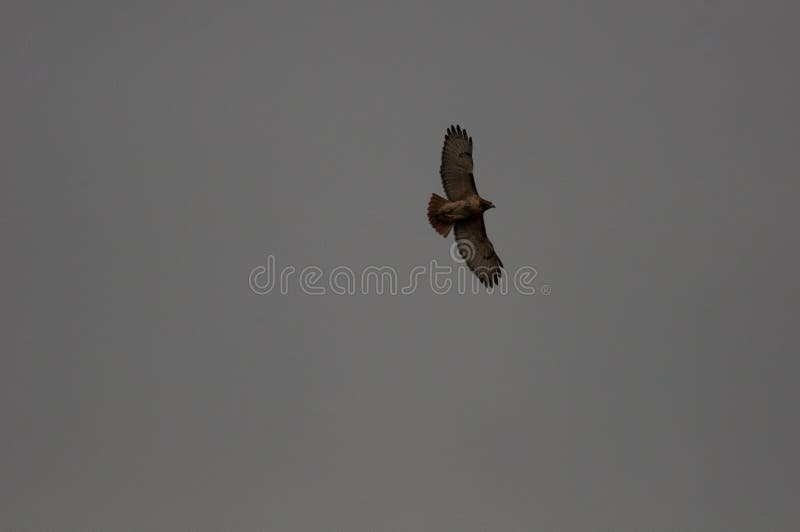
[[3, 1, 799, 530]]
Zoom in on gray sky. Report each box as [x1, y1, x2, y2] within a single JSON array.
[[2, 1, 799, 530]]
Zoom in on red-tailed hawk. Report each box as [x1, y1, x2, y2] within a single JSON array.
[[427, 125, 504, 287]]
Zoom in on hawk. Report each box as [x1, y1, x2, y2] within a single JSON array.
[[427, 125, 504, 287]]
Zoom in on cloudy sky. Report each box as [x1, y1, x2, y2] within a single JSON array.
[[3, 1, 799, 530]]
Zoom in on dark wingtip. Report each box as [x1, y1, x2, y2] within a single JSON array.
[[446, 124, 470, 139], [477, 266, 502, 288]]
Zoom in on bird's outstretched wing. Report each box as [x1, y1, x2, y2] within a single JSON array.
[[454, 216, 504, 287], [440, 125, 478, 201]]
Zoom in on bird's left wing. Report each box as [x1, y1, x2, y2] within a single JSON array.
[[453, 215, 504, 287]]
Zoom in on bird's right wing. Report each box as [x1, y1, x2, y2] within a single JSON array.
[[440, 125, 478, 200]]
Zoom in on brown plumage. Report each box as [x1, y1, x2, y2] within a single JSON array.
[[427, 125, 504, 287]]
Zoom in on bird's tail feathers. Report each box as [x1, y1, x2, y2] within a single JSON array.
[[427, 193, 453, 237]]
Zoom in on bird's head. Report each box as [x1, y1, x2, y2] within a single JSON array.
[[480, 198, 496, 211]]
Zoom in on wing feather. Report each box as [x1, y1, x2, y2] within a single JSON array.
[[440, 125, 478, 200], [453, 215, 504, 287]]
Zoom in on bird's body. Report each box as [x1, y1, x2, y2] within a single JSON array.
[[427, 125, 504, 287], [429, 194, 482, 225]]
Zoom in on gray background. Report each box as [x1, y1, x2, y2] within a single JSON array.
[[2, 1, 799, 530]]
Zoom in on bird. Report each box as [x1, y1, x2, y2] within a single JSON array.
[[427, 125, 504, 287]]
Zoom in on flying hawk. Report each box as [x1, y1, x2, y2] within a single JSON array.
[[427, 125, 504, 287]]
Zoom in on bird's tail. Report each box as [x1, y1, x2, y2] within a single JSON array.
[[427, 193, 453, 237]]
